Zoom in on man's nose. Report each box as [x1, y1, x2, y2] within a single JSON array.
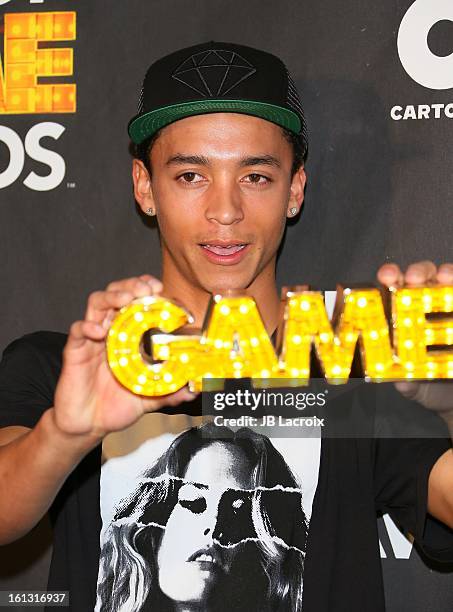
[[204, 181, 244, 225]]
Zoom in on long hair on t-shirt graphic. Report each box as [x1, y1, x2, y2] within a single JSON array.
[[95, 423, 308, 612]]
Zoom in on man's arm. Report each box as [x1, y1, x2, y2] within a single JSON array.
[[377, 260, 453, 531], [0, 416, 99, 545], [428, 446, 453, 530], [0, 275, 197, 546]]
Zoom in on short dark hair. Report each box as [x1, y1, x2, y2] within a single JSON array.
[[131, 124, 306, 177]]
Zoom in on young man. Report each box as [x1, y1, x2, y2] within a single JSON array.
[[0, 41, 453, 611]]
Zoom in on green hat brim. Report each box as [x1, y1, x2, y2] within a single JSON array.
[[128, 99, 301, 144]]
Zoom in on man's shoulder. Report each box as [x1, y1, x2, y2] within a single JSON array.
[[4, 330, 67, 357], [1, 330, 67, 382], [0, 331, 68, 429]]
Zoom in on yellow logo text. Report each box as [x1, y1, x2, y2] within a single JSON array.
[[0, 11, 76, 114]]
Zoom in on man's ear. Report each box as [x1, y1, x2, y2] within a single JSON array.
[[287, 166, 307, 217], [132, 159, 156, 214]]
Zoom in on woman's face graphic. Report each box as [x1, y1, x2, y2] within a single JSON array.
[[157, 442, 253, 605]]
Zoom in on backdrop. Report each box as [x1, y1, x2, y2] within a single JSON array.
[[1, 1, 453, 610]]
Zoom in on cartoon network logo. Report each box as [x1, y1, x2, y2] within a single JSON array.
[[392, 0, 453, 121], [0, 10, 76, 190]]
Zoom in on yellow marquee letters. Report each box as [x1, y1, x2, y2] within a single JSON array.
[[106, 286, 453, 396]]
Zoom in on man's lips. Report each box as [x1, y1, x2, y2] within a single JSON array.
[[199, 241, 250, 264], [202, 244, 247, 255]]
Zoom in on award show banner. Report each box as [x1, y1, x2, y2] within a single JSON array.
[[0, 1, 452, 610]]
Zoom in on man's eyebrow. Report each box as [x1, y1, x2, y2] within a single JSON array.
[[166, 154, 210, 166], [165, 154, 282, 168], [239, 155, 281, 168]]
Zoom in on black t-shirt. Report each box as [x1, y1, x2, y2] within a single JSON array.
[[1, 331, 453, 612]]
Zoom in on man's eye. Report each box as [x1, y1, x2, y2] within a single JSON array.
[[179, 497, 207, 514], [244, 173, 270, 184], [178, 172, 203, 183]]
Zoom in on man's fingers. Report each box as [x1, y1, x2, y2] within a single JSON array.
[[394, 381, 419, 399], [377, 260, 442, 288], [101, 308, 116, 330], [82, 277, 164, 323], [395, 380, 453, 412], [160, 386, 198, 406], [65, 320, 106, 350], [377, 262, 404, 287], [65, 275, 165, 351], [85, 279, 160, 322], [142, 386, 198, 412], [404, 260, 437, 285], [106, 275, 163, 294], [437, 263, 453, 284], [85, 290, 135, 322]]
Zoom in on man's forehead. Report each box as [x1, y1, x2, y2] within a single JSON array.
[[152, 113, 290, 160]]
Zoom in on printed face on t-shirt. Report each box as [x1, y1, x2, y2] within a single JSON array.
[[157, 442, 253, 604], [97, 422, 318, 612]]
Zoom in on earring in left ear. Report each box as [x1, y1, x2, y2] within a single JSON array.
[[289, 207, 298, 216]]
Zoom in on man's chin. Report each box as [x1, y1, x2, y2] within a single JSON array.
[[199, 274, 253, 295]]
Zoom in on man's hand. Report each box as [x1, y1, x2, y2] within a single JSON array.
[[53, 275, 196, 444], [377, 260, 453, 427]]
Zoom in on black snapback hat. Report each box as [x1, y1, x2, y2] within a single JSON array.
[[128, 41, 308, 157]]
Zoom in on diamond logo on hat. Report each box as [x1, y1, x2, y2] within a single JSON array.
[[171, 49, 256, 98]]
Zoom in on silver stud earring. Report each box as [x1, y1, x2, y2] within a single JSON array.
[[145, 207, 155, 216], [289, 207, 298, 216]]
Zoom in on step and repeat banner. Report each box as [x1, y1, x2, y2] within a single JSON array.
[[0, 1, 452, 610]]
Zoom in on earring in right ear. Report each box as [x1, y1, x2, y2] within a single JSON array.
[[145, 208, 155, 216]]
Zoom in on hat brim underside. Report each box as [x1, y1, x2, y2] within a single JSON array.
[[128, 99, 301, 144]]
